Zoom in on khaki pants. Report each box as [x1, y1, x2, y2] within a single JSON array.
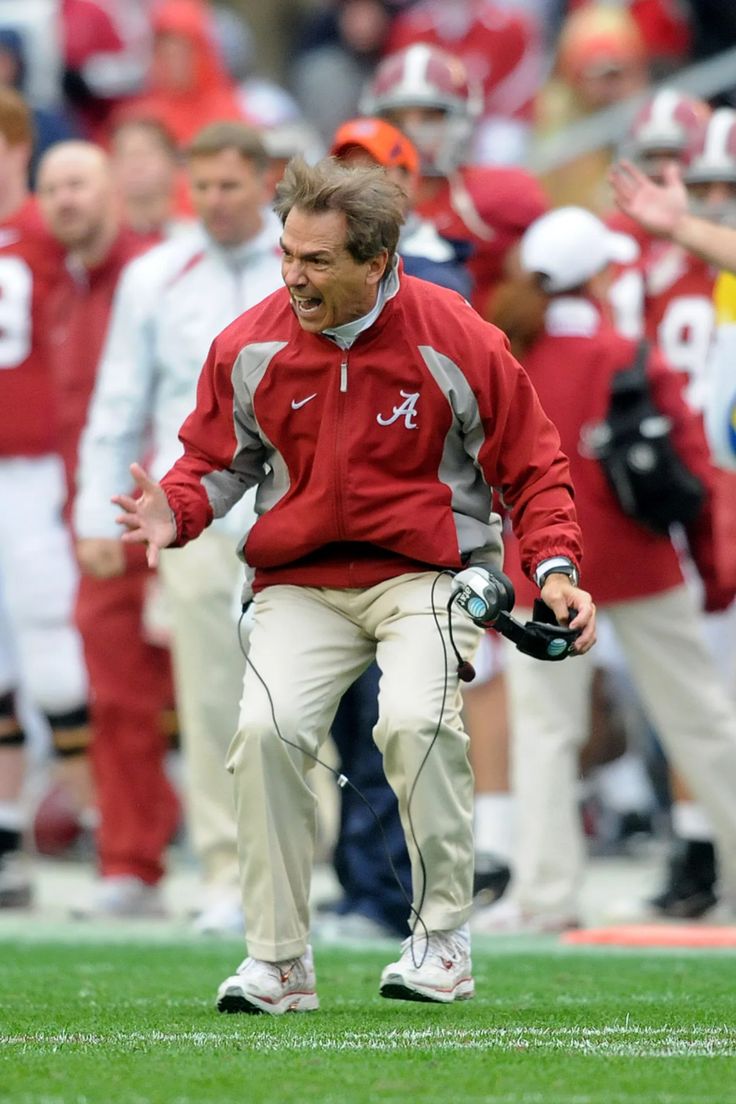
[[225, 572, 483, 961], [507, 584, 736, 919], [160, 531, 244, 892]]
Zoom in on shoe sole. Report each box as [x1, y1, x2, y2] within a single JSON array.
[[379, 975, 475, 1003], [649, 892, 718, 920], [216, 986, 319, 1015]]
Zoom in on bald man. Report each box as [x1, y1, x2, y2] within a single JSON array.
[[36, 141, 179, 919]]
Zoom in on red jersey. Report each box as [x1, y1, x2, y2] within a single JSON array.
[[385, 0, 542, 123], [416, 165, 548, 315], [643, 242, 717, 411], [502, 298, 714, 606], [604, 209, 651, 340], [45, 226, 154, 494], [0, 197, 64, 458]]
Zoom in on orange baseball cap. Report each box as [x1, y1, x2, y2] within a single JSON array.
[[330, 117, 419, 178]]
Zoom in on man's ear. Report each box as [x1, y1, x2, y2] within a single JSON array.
[[366, 249, 389, 285]]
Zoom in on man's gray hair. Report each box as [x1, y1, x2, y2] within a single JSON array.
[[273, 156, 405, 264]]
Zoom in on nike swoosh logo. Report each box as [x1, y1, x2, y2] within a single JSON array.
[[291, 394, 317, 410]]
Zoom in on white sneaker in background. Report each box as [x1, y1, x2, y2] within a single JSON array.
[[312, 909, 395, 944], [216, 946, 319, 1015], [191, 891, 244, 936], [0, 851, 33, 909], [70, 875, 167, 919], [379, 925, 474, 1003], [470, 896, 579, 935]]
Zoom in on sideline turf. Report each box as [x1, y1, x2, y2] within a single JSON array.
[[1, 940, 735, 1104]]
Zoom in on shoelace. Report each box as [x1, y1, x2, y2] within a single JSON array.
[[238, 955, 306, 986], [399, 929, 469, 969]]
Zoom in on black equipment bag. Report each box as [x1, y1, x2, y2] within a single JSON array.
[[586, 340, 706, 534]]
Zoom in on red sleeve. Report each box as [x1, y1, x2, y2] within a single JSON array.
[[483, 15, 541, 120], [476, 333, 583, 580], [160, 340, 240, 545]]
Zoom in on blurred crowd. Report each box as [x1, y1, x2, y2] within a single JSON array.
[[2, 0, 736, 939]]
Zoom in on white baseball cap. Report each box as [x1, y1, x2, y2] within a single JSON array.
[[520, 206, 639, 293]]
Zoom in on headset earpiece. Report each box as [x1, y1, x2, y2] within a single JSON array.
[[492, 572, 515, 614]]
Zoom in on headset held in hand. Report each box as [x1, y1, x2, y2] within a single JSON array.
[[448, 565, 580, 680]]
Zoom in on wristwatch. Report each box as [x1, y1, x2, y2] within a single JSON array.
[[539, 560, 579, 589]]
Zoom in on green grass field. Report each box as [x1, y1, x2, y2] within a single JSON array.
[[1, 936, 735, 1104]]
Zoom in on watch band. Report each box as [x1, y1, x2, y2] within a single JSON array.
[[540, 562, 579, 588]]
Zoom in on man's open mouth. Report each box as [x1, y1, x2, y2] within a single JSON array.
[[292, 296, 323, 316]]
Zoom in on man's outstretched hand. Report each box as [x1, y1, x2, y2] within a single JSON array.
[[112, 462, 176, 568], [609, 159, 688, 239]]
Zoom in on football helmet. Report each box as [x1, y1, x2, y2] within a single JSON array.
[[685, 107, 736, 185], [362, 44, 480, 175], [626, 88, 710, 171], [685, 108, 736, 226]]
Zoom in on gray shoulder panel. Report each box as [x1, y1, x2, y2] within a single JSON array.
[[419, 345, 503, 566]]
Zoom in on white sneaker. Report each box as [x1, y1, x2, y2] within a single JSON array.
[[70, 875, 167, 919], [312, 909, 396, 944], [471, 897, 579, 935], [216, 946, 319, 1015], [379, 925, 474, 1003]]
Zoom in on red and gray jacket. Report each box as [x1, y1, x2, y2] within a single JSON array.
[[161, 269, 583, 592]]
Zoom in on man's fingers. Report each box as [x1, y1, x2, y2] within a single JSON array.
[[129, 461, 157, 494], [115, 510, 142, 531], [617, 159, 644, 185], [112, 492, 138, 512], [610, 160, 645, 202], [120, 528, 147, 544], [662, 161, 683, 186]]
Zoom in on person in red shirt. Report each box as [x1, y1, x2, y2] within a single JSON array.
[[36, 140, 178, 918], [112, 155, 594, 1011], [475, 205, 736, 934], [606, 88, 712, 341], [611, 104, 736, 920], [113, 0, 246, 149], [0, 88, 91, 909], [383, 0, 544, 166], [364, 42, 549, 319]]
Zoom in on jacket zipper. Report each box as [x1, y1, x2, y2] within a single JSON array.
[[334, 352, 348, 536]]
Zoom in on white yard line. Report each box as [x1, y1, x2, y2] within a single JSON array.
[[2, 1023, 735, 1057]]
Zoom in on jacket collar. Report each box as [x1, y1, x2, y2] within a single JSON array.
[[321, 254, 401, 350]]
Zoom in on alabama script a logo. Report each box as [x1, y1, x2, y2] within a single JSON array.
[[376, 391, 420, 429]]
